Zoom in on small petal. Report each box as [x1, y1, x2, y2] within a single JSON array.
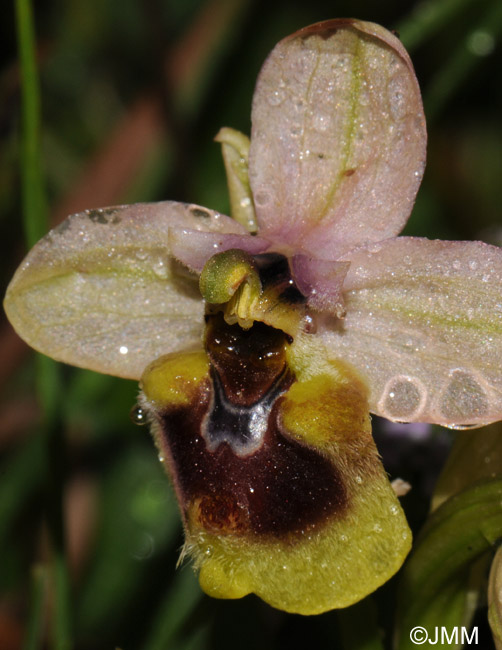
[[4, 202, 246, 379], [318, 237, 502, 426], [169, 228, 269, 273], [290, 254, 350, 316], [215, 127, 257, 233], [249, 19, 426, 258]]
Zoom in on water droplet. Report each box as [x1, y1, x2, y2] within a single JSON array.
[[439, 369, 488, 421], [380, 375, 426, 420], [268, 88, 286, 106], [205, 546, 213, 557], [469, 260, 478, 271], [130, 404, 148, 426], [119, 345, 128, 355], [153, 260, 168, 279], [254, 189, 272, 208], [239, 197, 251, 208], [189, 206, 211, 219], [355, 476, 363, 485], [312, 112, 329, 132], [135, 249, 147, 261], [373, 523, 382, 533]]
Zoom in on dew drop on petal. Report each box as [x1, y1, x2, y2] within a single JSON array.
[[439, 369, 489, 422], [189, 206, 211, 220], [254, 189, 272, 208], [268, 84, 286, 106], [380, 375, 426, 421], [312, 112, 330, 132], [153, 261, 168, 279]]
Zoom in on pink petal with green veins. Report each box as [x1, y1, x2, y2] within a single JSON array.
[[169, 228, 270, 273], [249, 19, 426, 259], [316, 237, 502, 426], [4, 202, 248, 379]]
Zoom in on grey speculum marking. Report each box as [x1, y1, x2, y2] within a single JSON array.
[[202, 366, 291, 457]]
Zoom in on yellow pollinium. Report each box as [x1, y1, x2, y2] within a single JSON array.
[[199, 249, 259, 302], [200, 249, 305, 336]]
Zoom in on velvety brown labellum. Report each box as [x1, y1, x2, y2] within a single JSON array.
[[156, 316, 347, 539]]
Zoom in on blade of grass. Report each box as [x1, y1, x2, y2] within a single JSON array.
[[142, 568, 203, 650], [396, 0, 479, 52], [14, 1, 71, 648], [14, 0, 48, 246], [424, 0, 502, 121], [22, 566, 48, 650]]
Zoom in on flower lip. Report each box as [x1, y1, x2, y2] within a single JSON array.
[[154, 368, 349, 539]]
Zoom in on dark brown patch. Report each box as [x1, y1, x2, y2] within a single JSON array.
[[344, 168, 356, 176], [156, 381, 347, 539], [205, 314, 288, 405]]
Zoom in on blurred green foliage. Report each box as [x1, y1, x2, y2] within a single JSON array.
[[1, 0, 502, 648]]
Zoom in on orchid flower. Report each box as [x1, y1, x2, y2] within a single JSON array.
[[5, 19, 502, 615]]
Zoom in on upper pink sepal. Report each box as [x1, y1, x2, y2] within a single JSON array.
[[249, 19, 426, 258]]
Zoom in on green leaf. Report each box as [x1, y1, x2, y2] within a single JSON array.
[[396, 478, 502, 649]]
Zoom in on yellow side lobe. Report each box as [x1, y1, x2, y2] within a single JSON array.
[[141, 351, 209, 406]]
